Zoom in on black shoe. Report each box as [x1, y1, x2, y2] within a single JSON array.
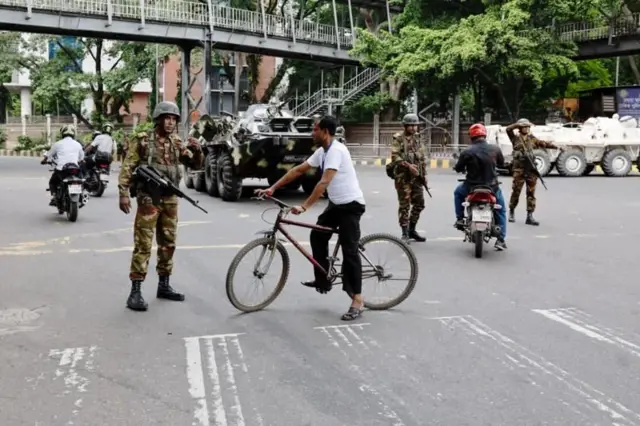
[[127, 280, 148, 311], [301, 280, 331, 294], [494, 239, 507, 251], [525, 212, 539, 226], [408, 223, 426, 242], [49, 198, 56, 206], [454, 218, 465, 231], [157, 276, 185, 301], [508, 209, 515, 223]]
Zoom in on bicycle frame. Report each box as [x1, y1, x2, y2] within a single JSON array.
[[270, 209, 340, 278]]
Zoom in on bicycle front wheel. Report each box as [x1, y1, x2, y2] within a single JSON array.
[[358, 233, 419, 310], [225, 237, 290, 313]]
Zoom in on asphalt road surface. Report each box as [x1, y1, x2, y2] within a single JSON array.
[[1, 156, 640, 426]]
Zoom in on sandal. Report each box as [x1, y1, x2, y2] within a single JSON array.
[[341, 306, 363, 321]]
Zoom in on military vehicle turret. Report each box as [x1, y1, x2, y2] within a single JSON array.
[[183, 102, 321, 201]]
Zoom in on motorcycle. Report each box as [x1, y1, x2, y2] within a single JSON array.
[[456, 179, 503, 258], [47, 161, 89, 222], [84, 152, 111, 197]]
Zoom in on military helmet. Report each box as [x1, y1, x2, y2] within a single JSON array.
[[152, 101, 181, 121], [102, 122, 114, 133], [517, 118, 532, 127], [60, 124, 76, 139], [402, 113, 420, 126]]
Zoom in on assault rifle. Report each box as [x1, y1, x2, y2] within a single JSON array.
[[422, 178, 433, 198], [522, 145, 548, 190], [132, 165, 208, 214]]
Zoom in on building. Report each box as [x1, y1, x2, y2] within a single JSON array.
[[4, 35, 281, 124]]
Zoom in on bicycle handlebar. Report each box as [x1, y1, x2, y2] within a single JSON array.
[[252, 194, 293, 211]]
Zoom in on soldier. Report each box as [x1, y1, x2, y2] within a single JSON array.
[[506, 118, 559, 226], [118, 101, 204, 312], [391, 113, 427, 242]]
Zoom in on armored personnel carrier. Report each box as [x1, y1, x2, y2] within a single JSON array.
[[485, 116, 640, 177], [184, 102, 321, 201]]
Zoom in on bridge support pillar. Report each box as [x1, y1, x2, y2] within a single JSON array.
[[180, 41, 212, 140]]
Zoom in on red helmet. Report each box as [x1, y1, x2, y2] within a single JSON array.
[[469, 123, 487, 139]]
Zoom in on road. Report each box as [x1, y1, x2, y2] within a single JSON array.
[[1, 156, 640, 426]]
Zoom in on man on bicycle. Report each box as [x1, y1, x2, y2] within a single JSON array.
[[255, 115, 367, 321]]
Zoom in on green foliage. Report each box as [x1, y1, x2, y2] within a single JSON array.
[[16, 36, 176, 126], [0, 127, 7, 149], [341, 93, 395, 122], [14, 135, 48, 152]]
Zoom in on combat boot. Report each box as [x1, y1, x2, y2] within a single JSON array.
[[127, 280, 148, 311], [157, 276, 185, 301], [508, 209, 515, 223], [408, 223, 426, 242], [525, 212, 539, 226], [401, 226, 410, 242]]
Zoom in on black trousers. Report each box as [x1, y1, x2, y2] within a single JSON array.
[[310, 201, 366, 294], [49, 171, 62, 195]]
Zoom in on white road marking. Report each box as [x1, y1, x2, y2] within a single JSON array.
[[437, 315, 640, 425], [315, 324, 400, 424], [48, 346, 98, 425], [184, 333, 258, 426], [533, 308, 640, 359]]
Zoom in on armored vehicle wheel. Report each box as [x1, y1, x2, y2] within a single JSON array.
[[532, 149, 552, 176], [582, 164, 595, 176], [217, 151, 243, 201], [193, 169, 206, 192], [184, 166, 194, 189], [602, 149, 632, 177], [204, 152, 220, 197], [556, 151, 587, 177]]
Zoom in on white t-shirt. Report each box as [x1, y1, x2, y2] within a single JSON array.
[[45, 137, 85, 171], [91, 134, 117, 155], [306, 140, 365, 205]]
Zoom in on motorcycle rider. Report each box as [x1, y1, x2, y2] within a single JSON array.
[[453, 123, 508, 251], [85, 122, 117, 172], [390, 113, 427, 242], [41, 125, 85, 206]]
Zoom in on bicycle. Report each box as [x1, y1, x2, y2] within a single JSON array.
[[225, 195, 419, 313]]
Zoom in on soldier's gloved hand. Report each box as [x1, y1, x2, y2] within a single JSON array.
[[408, 164, 419, 176], [119, 196, 131, 214]]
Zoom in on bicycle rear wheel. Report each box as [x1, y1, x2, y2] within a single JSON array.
[[226, 237, 290, 313], [358, 233, 418, 310]]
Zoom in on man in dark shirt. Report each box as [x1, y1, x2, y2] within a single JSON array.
[[453, 123, 508, 250]]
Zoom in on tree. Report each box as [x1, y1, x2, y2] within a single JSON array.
[[353, 1, 580, 120], [0, 32, 21, 122], [15, 35, 175, 128]]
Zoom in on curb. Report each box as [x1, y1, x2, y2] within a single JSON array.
[[352, 158, 453, 169], [0, 150, 45, 157]]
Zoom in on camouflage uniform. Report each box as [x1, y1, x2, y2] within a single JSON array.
[[118, 101, 204, 311], [391, 114, 427, 241], [506, 118, 557, 226]]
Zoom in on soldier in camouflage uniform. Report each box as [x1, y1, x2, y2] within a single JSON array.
[[118, 101, 204, 312], [506, 118, 559, 226], [391, 113, 427, 242]]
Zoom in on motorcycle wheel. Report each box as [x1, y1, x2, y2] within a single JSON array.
[[93, 180, 105, 197], [67, 201, 79, 222], [474, 230, 483, 259]]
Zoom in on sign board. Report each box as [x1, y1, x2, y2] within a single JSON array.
[[616, 88, 640, 118]]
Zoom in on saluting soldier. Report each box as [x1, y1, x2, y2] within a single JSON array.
[[506, 118, 559, 226], [391, 113, 427, 242], [118, 101, 204, 312]]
